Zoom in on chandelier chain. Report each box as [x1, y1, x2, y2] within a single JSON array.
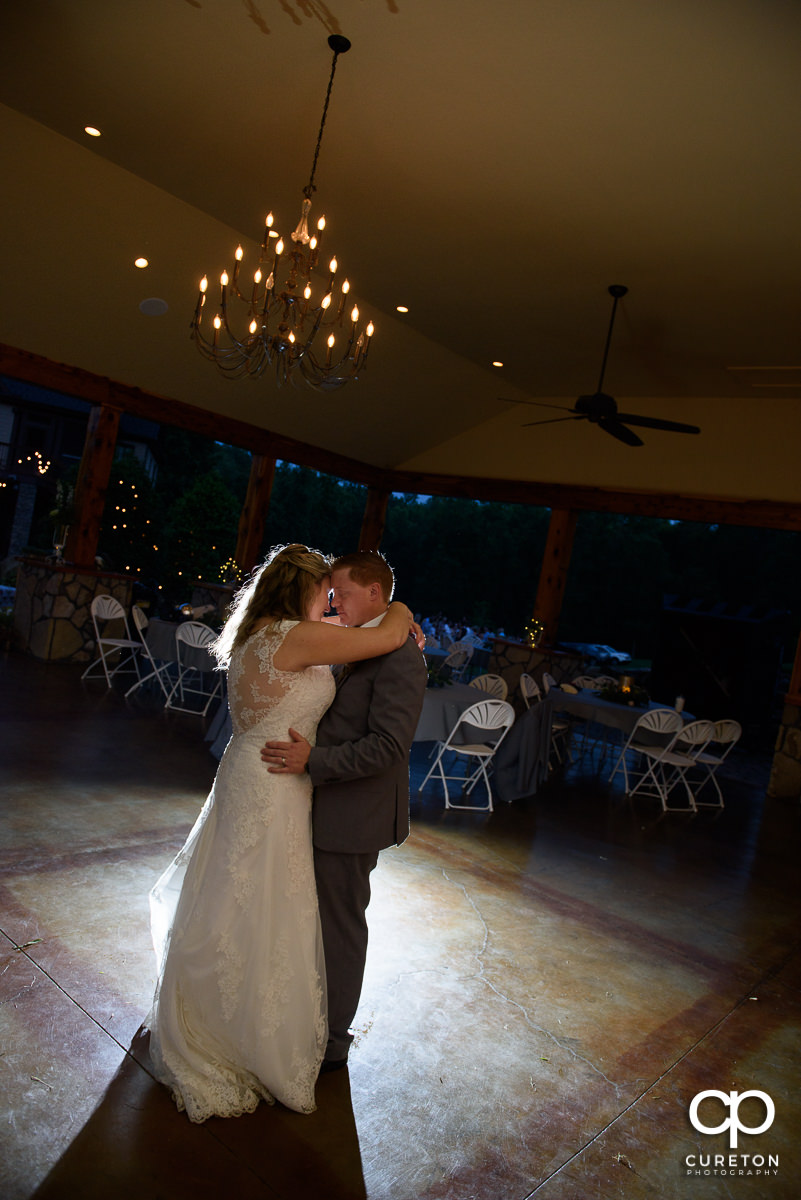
[[304, 45, 343, 200]]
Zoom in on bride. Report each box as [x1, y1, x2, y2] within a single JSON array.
[[146, 543, 416, 1122]]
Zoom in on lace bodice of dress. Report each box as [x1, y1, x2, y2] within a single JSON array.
[[226, 619, 335, 742]]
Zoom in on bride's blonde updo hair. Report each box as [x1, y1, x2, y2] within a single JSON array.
[[212, 543, 331, 667]]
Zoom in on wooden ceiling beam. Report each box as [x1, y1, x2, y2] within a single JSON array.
[[2, 342, 800, 532]]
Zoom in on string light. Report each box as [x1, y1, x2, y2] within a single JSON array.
[[525, 618, 545, 648], [18, 450, 51, 475]]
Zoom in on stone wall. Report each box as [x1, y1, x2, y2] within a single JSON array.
[[191, 581, 236, 623], [488, 639, 584, 709], [13, 558, 133, 661], [768, 701, 801, 799]]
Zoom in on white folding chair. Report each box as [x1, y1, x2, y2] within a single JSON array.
[[440, 648, 469, 682], [519, 673, 541, 709], [418, 699, 516, 812], [165, 621, 223, 716], [625, 718, 716, 812], [608, 707, 685, 792], [447, 639, 475, 659], [690, 719, 743, 808], [469, 673, 508, 699], [81, 594, 142, 688], [125, 606, 173, 700]]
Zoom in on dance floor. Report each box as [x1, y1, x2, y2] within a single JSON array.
[[1, 652, 799, 1200]]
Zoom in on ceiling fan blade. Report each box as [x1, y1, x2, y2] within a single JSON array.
[[598, 417, 643, 447], [616, 413, 701, 435], [501, 397, 576, 414], [522, 414, 585, 428]]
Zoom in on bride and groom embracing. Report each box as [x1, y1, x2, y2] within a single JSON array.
[[145, 544, 427, 1122]]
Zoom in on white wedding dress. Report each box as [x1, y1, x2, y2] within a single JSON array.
[[146, 619, 336, 1121]]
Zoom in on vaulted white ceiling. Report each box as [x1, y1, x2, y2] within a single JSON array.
[[1, 0, 799, 502]]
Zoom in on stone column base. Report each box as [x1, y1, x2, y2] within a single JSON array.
[[13, 558, 133, 662], [768, 701, 801, 799]]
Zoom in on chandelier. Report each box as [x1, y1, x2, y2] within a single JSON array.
[[191, 35, 373, 390]]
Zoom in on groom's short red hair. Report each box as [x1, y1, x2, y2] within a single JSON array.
[[331, 551, 395, 603]]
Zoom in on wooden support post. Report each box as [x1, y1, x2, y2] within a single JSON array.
[[532, 507, 578, 647], [65, 403, 122, 568], [359, 486, 390, 551], [235, 454, 276, 573]]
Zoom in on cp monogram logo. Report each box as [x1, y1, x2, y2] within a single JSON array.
[[689, 1090, 775, 1149]]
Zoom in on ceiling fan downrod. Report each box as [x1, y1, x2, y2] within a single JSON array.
[[595, 284, 628, 395]]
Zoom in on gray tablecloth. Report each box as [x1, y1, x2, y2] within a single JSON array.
[[417, 684, 553, 802], [551, 689, 689, 744], [414, 683, 485, 742], [207, 702, 232, 759], [493, 698, 553, 801]]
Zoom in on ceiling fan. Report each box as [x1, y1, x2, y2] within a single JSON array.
[[513, 285, 701, 447]]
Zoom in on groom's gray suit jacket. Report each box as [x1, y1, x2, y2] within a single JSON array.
[[308, 637, 428, 854]]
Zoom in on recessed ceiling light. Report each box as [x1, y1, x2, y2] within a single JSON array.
[[492, 361, 503, 368], [134, 257, 149, 269], [84, 126, 101, 137], [139, 298, 169, 316], [396, 305, 409, 313]]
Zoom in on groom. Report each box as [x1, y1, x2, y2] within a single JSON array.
[[261, 551, 427, 1070]]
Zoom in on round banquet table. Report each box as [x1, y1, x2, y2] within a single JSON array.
[[414, 683, 485, 743]]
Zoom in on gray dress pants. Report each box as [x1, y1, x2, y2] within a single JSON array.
[[313, 845, 380, 1062]]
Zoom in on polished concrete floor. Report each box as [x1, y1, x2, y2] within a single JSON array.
[[1, 652, 799, 1200]]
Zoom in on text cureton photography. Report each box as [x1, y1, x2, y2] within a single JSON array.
[[685, 1089, 780, 1178]]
